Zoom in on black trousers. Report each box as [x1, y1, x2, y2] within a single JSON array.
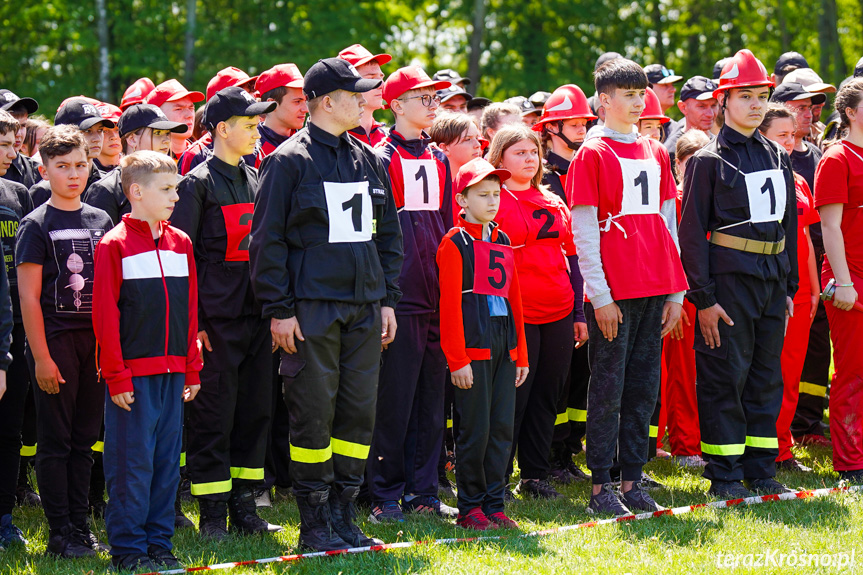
[[367, 312, 446, 502], [585, 296, 664, 485], [187, 314, 273, 502], [508, 313, 573, 481], [0, 323, 29, 516], [282, 300, 381, 497], [791, 299, 831, 437], [265, 353, 292, 489], [27, 329, 102, 531], [454, 317, 516, 515], [551, 343, 589, 460], [695, 274, 785, 482]]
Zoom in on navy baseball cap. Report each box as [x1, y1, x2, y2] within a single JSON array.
[[680, 76, 718, 101], [0, 90, 38, 114], [505, 96, 540, 116], [770, 82, 827, 105], [438, 85, 473, 103], [644, 64, 683, 85], [118, 104, 187, 137], [304, 58, 382, 100], [55, 98, 115, 130], [203, 86, 276, 131], [774, 52, 809, 76]]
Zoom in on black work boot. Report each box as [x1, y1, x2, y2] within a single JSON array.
[[16, 459, 41, 508], [296, 489, 351, 552], [175, 492, 194, 529], [329, 486, 383, 548], [197, 499, 228, 541], [228, 487, 284, 535]]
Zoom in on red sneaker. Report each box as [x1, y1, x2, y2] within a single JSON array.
[[455, 507, 489, 531], [486, 511, 519, 529]]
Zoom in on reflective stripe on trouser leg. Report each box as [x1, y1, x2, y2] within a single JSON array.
[[188, 315, 272, 501], [792, 300, 830, 437], [695, 274, 785, 482], [285, 300, 381, 496]]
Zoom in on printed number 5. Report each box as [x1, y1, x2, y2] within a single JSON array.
[[488, 249, 507, 289], [342, 193, 363, 232]]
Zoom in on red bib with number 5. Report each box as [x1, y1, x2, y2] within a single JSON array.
[[221, 203, 254, 261], [473, 241, 514, 298]]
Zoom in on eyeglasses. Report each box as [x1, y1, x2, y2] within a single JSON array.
[[399, 94, 441, 107]]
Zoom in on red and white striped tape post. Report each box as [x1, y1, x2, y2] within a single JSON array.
[[142, 484, 862, 575]]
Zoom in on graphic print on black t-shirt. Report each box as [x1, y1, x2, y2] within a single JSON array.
[[0, 205, 20, 288], [48, 227, 105, 313]]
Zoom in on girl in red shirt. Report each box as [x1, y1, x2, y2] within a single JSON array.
[[759, 104, 820, 472], [487, 124, 580, 499], [814, 79, 863, 482]]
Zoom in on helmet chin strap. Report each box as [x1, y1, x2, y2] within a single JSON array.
[[554, 121, 582, 151]]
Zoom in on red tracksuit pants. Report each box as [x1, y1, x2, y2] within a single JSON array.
[[824, 274, 863, 471], [662, 300, 700, 456], [776, 298, 814, 462]]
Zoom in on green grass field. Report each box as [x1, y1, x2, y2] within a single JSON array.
[[1, 442, 860, 575]]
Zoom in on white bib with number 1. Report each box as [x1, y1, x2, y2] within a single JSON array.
[[618, 157, 661, 216], [324, 181, 373, 243], [743, 169, 787, 224], [401, 158, 440, 211]]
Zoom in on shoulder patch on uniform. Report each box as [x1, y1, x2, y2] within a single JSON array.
[[370, 186, 387, 199]]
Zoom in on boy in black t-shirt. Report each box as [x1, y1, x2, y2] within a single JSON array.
[[16, 126, 113, 558]]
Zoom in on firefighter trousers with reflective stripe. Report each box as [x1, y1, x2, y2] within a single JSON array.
[[187, 314, 273, 501], [695, 274, 785, 482], [551, 343, 589, 459], [791, 299, 831, 437], [281, 300, 381, 497]]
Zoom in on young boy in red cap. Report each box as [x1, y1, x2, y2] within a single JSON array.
[[179, 68, 258, 175], [367, 66, 455, 523], [437, 157, 529, 530], [171, 87, 282, 539], [255, 63, 307, 167], [338, 44, 391, 147], [567, 58, 686, 515], [145, 79, 204, 159], [17, 126, 114, 557], [93, 150, 202, 572]]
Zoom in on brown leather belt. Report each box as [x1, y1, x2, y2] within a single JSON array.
[[709, 231, 785, 255]]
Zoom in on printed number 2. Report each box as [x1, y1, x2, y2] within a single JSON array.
[[415, 165, 430, 204], [238, 213, 253, 251], [533, 208, 560, 240], [342, 193, 363, 231], [634, 170, 649, 205], [488, 249, 507, 289], [760, 177, 776, 215]]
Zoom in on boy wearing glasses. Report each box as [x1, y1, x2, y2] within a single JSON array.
[[367, 66, 457, 523]]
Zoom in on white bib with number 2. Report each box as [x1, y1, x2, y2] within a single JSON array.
[[743, 169, 786, 224], [324, 181, 373, 243], [401, 158, 440, 211]]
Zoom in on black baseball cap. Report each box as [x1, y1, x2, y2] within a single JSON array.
[[505, 96, 540, 116], [774, 51, 809, 76], [118, 104, 187, 137], [855, 57, 863, 78], [437, 85, 473, 104], [680, 76, 718, 101], [55, 98, 115, 130], [529, 91, 552, 108], [712, 58, 732, 80], [595, 51, 622, 71], [203, 86, 276, 131], [644, 64, 683, 85], [0, 89, 38, 114], [303, 58, 382, 100], [467, 97, 492, 111], [770, 81, 827, 105], [433, 69, 471, 86]]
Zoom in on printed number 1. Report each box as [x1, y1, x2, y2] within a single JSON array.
[[415, 165, 430, 203], [634, 170, 649, 205], [342, 193, 363, 232], [760, 178, 776, 215]]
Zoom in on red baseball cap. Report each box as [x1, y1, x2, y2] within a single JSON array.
[[206, 67, 258, 101], [454, 158, 510, 196], [145, 79, 204, 108], [338, 44, 392, 68], [96, 102, 122, 124], [120, 78, 156, 111], [255, 64, 304, 96], [382, 66, 451, 108]]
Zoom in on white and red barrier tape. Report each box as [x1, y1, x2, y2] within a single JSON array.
[[142, 484, 862, 574]]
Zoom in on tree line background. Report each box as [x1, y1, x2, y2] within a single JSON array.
[[0, 0, 856, 119]]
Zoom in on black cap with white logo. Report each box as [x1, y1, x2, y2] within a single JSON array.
[[118, 104, 187, 137], [55, 98, 115, 130], [0, 89, 39, 114], [303, 58, 382, 100], [680, 76, 719, 101], [202, 86, 276, 131]]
